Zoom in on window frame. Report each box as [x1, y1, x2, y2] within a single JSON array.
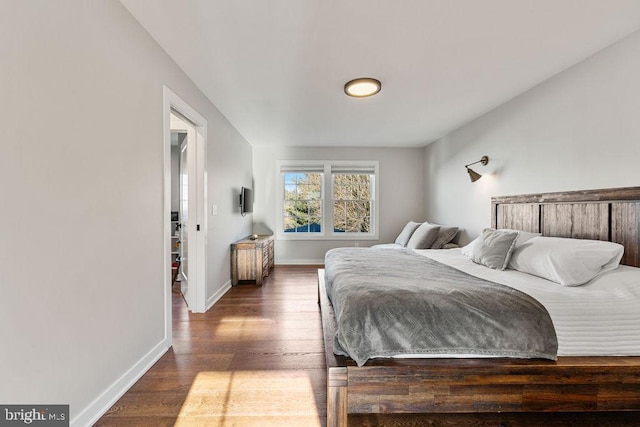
[[276, 160, 379, 240]]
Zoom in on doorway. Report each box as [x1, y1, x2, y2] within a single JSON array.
[[170, 112, 197, 308], [170, 130, 186, 300], [163, 86, 208, 344]]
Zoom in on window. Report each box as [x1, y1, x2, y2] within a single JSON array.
[[283, 170, 323, 233], [332, 168, 373, 233], [277, 161, 378, 239]]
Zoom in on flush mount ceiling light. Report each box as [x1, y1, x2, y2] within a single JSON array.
[[465, 156, 489, 183], [344, 78, 381, 98]]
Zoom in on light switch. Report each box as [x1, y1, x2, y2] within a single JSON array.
[[212, 204, 218, 215]]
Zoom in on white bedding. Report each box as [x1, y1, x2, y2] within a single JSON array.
[[417, 248, 640, 356]]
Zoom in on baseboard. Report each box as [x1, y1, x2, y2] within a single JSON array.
[[71, 338, 170, 427], [207, 280, 231, 311], [73, 281, 231, 425], [275, 258, 324, 265]]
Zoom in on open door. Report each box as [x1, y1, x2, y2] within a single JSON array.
[[179, 135, 190, 299]]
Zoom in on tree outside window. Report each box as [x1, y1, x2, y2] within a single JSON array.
[[283, 172, 322, 233], [332, 174, 372, 233]]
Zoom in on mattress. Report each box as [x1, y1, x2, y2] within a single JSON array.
[[417, 248, 640, 356]]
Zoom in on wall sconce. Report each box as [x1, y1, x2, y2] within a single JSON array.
[[465, 156, 489, 182]]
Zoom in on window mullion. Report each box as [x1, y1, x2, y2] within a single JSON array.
[[324, 164, 332, 235]]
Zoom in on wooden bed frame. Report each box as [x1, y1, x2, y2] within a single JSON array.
[[319, 186, 640, 426]]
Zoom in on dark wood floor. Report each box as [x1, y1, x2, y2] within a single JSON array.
[[96, 266, 640, 427], [97, 266, 326, 426]]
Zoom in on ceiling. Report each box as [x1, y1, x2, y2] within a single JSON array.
[[120, 0, 640, 148]]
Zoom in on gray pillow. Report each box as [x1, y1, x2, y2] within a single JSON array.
[[428, 222, 459, 249], [468, 228, 519, 270], [394, 221, 421, 246], [407, 223, 441, 249]]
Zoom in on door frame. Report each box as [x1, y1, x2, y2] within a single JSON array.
[[163, 86, 207, 340]]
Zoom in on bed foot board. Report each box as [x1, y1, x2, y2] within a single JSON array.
[[327, 366, 348, 427]]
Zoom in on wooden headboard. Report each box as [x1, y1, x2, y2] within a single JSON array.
[[491, 186, 640, 268]]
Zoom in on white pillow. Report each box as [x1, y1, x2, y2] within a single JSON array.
[[508, 236, 624, 286], [463, 228, 519, 270], [513, 230, 541, 247], [460, 237, 478, 258]]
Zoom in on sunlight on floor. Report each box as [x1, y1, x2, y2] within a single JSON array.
[[174, 370, 322, 427], [208, 316, 276, 341]]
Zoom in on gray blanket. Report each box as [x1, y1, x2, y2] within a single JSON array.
[[325, 246, 558, 366]]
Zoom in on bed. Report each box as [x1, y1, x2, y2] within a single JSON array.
[[318, 186, 640, 426]]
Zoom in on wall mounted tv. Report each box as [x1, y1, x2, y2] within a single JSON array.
[[239, 186, 253, 216]]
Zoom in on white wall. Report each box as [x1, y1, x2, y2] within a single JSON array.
[[0, 1, 252, 425], [205, 110, 253, 300], [253, 146, 425, 264], [424, 30, 640, 245]]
